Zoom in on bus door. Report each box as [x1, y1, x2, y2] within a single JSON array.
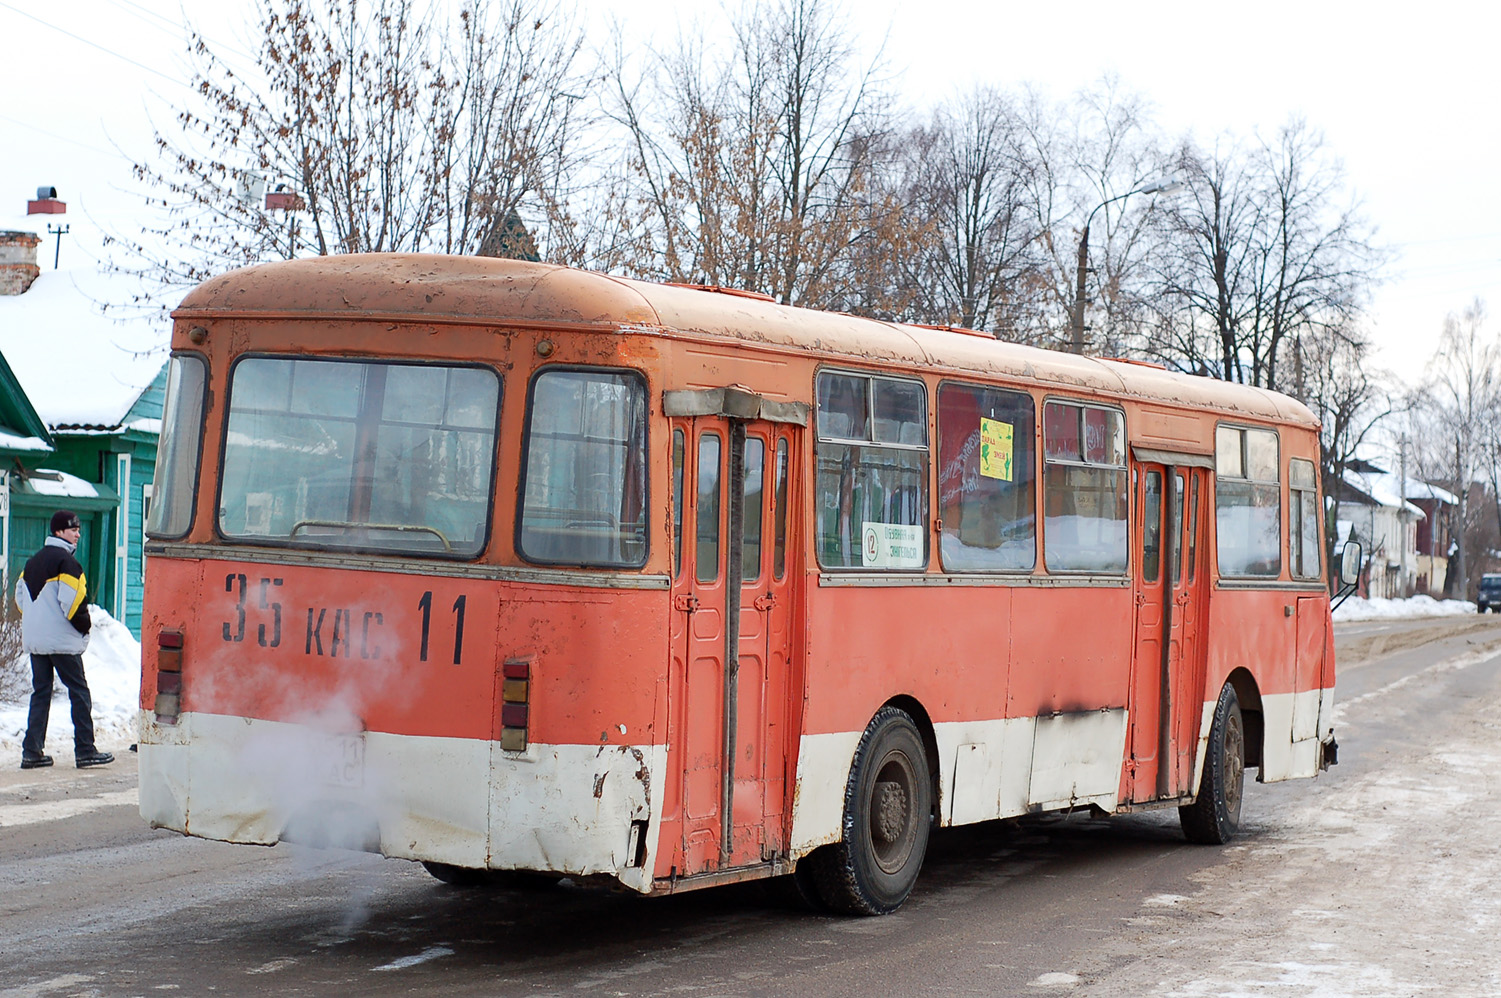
[[1128, 460, 1210, 801], [669, 409, 799, 876], [1170, 468, 1210, 795]]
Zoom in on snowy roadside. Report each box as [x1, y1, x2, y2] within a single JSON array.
[[0, 605, 141, 753], [1332, 593, 1477, 622]]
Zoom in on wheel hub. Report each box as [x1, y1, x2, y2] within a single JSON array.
[[874, 780, 909, 843]]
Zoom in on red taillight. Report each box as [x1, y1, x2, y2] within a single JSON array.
[[500, 658, 530, 751], [155, 629, 185, 724]]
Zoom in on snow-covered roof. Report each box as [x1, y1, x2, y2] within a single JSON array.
[[1342, 470, 1427, 517], [0, 427, 49, 452], [1401, 478, 1460, 506], [0, 208, 171, 429], [17, 468, 103, 498]]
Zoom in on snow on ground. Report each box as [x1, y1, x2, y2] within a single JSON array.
[[1, 605, 140, 754], [1333, 594, 1478, 622]]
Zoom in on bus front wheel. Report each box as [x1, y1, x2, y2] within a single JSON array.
[[1179, 683, 1245, 844], [810, 707, 932, 915]]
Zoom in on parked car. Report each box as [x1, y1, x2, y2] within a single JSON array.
[[1479, 574, 1501, 613]]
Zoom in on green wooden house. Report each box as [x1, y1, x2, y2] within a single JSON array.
[[1, 212, 168, 637]]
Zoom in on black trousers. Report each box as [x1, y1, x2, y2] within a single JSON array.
[[23, 653, 97, 758]]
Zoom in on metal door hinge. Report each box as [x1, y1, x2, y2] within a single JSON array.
[[673, 594, 699, 613], [753, 592, 777, 611]]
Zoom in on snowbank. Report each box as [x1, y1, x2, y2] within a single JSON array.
[[0, 605, 141, 754], [1333, 594, 1478, 622]]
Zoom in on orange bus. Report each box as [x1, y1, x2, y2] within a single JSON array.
[[139, 254, 1352, 915]]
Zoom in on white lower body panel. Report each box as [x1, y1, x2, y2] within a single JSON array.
[[1190, 687, 1332, 791], [137, 710, 666, 893], [789, 708, 1130, 852]]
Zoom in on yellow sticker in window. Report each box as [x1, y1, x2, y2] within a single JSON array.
[[980, 418, 1014, 481]]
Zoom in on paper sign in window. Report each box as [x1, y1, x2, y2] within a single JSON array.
[[980, 418, 1014, 482]]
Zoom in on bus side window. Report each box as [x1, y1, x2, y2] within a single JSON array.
[[1289, 458, 1320, 580], [1041, 401, 1127, 573], [814, 370, 928, 570], [1215, 425, 1281, 578], [697, 433, 722, 583], [773, 438, 789, 580], [935, 382, 1036, 572], [518, 369, 649, 568], [743, 437, 765, 583], [1142, 470, 1162, 583], [673, 428, 685, 579]]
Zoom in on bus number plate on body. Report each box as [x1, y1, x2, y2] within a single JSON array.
[[316, 733, 365, 789]]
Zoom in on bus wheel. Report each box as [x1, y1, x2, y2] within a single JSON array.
[[811, 707, 932, 915], [1179, 683, 1245, 845]]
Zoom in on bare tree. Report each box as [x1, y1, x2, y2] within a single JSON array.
[[1150, 120, 1382, 389], [114, 0, 588, 289], [1417, 298, 1501, 597], [897, 86, 1043, 336], [1293, 325, 1396, 587], [602, 0, 907, 311], [1022, 79, 1173, 354]]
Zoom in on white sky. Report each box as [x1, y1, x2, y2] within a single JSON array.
[[2, 0, 1497, 386]]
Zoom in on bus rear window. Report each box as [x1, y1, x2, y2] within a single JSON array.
[[219, 357, 499, 557], [145, 354, 208, 539], [518, 369, 648, 568]]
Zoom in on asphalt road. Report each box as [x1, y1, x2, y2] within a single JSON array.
[[4, 614, 1501, 997]]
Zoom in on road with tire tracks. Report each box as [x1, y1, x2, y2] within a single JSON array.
[[4, 614, 1501, 997]]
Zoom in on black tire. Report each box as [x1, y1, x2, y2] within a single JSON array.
[[1179, 683, 1246, 844], [762, 856, 828, 912], [422, 861, 491, 887], [422, 862, 560, 890], [808, 707, 932, 915]]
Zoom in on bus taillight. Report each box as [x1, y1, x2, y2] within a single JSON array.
[[155, 628, 184, 724], [500, 658, 530, 751]]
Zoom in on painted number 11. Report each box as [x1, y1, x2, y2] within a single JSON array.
[[418, 591, 467, 665]]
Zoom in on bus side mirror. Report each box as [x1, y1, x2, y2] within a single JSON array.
[[1339, 542, 1362, 587]]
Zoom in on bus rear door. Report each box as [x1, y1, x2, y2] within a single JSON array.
[[669, 404, 800, 876]]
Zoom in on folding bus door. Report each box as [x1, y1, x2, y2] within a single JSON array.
[[669, 415, 797, 876]]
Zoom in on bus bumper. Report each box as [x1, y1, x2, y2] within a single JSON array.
[[137, 710, 665, 892]]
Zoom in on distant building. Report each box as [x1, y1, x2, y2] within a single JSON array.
[[1334, 459, 1458, 599]]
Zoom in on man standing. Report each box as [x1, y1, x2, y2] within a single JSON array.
[[16, 510, 113, 770]]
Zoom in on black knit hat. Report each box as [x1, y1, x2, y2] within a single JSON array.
[[50, 510, 81, 534]]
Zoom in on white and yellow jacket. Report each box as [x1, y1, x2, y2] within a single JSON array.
[[15, 536, 92, 655]]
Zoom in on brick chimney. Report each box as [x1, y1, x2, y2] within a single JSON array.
[[0, 230, 41, 295], [28, 185, 66, 215]]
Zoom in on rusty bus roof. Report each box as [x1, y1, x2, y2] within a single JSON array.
[[174, 253, 1318, 429]]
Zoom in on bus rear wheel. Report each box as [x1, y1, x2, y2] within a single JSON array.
[[1179, 683, 1245, 844], [810, 707, 932, 915]]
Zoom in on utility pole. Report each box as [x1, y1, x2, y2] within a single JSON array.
[[46, 223, 69, 269], [1399, 436, 1408, 597], [1069, 177, 1183, 355]]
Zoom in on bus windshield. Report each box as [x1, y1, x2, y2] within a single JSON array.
[[219, 356, 500, 556]]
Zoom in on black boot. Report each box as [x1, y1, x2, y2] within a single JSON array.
[[76, 751, 114, 768], [20, 753, 54, 770]]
